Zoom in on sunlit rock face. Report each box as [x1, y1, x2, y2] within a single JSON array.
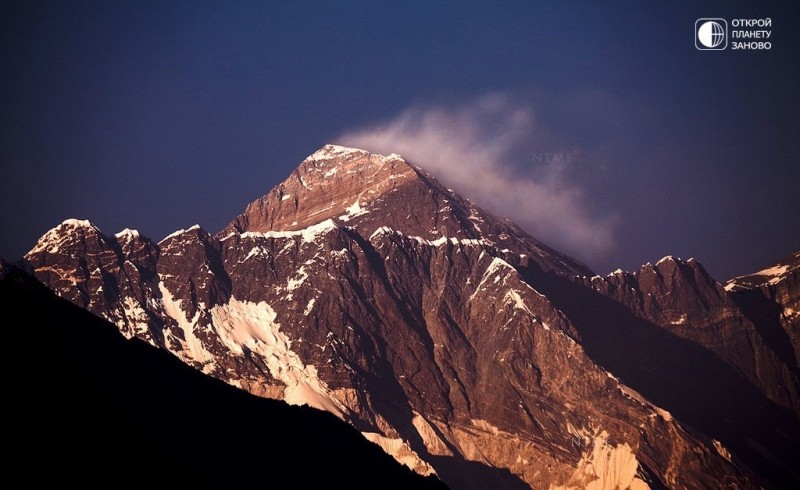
[[26, 145, 792, 489]]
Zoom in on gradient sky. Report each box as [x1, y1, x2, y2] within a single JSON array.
[[1, 1, 798, 279]]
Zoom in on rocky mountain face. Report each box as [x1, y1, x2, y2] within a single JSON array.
[[21, 145, 797, 489], [548, 256, 800, 486], [576, 256, 799, 414], [726, 251, 800, 372]]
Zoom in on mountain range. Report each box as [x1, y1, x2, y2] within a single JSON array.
[[9, 145, 800, 489]]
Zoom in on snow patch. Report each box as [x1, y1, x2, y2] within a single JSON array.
[[757, 264, 790, 278], [26, 219, 100, 256], [551, 430, 649, 490], [310, 144, 365, 160], [724, 281, 742, 292], [119, 296, 151, 337], [361, 432, 436, 476], [368, 225, 492, 248], [338, 200, 369, 222], [209, 297, 348, 419], [505, 289, 532, 314], [712, 439, 732, 462], [503, 289, 548, 330], [61, 218, 94, 228], [370, 226, 394, 240], [158, 281, 213, 364], [711, 439, 731, 462], [30, 265, 78, 285], [304, 298, 316, 316], [242, 219, 337, 243], [287, 266, 309, 291], [669, 314, 687, 325], [330, 248, 349, 259], [656, 256, 675, 266], [159, 225, 202, 244], [469, 257, 515, 302], [242, 246, 266, 262], [728, 258, 798, 289], [114, 228, 140, 240]]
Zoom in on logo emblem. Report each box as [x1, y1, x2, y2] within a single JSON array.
[[696, 19, 727, 50]]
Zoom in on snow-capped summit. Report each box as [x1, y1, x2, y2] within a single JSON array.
[[21, 144, 799, 489], [158, 224, 205, 244], [656, 255, 676, 266], [25, 218, 102, 257], [725, 250, 800, 291], [307, 144, 404, 164], [225, 145, 591, 277], [115, 228, 140, 240]]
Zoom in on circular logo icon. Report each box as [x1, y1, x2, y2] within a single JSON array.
[[698, 21, 725, 48]]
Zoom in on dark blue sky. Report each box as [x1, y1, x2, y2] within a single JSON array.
[[1, 1, 798, 279]]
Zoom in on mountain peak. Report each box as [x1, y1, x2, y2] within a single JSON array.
[[114, 228, 141, 240], [223, 145, 592, 276], [307, 144, 404, 163], [158, 224, 205, 244], [726, 250, 800, 291], [25, 218, 102, 258], [62, 218, 95, 228], [295, 144, 417, 198], [224, 145, 419, 235], [656, 255, 677, 266]]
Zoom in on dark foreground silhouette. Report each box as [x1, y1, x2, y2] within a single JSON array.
[[0, 268, 448, 489]]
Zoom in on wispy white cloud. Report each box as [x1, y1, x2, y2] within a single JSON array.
[[338, 94, 617, 263]]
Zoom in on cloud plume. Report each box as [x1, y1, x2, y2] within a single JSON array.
[[338, 94, 617, 265]]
